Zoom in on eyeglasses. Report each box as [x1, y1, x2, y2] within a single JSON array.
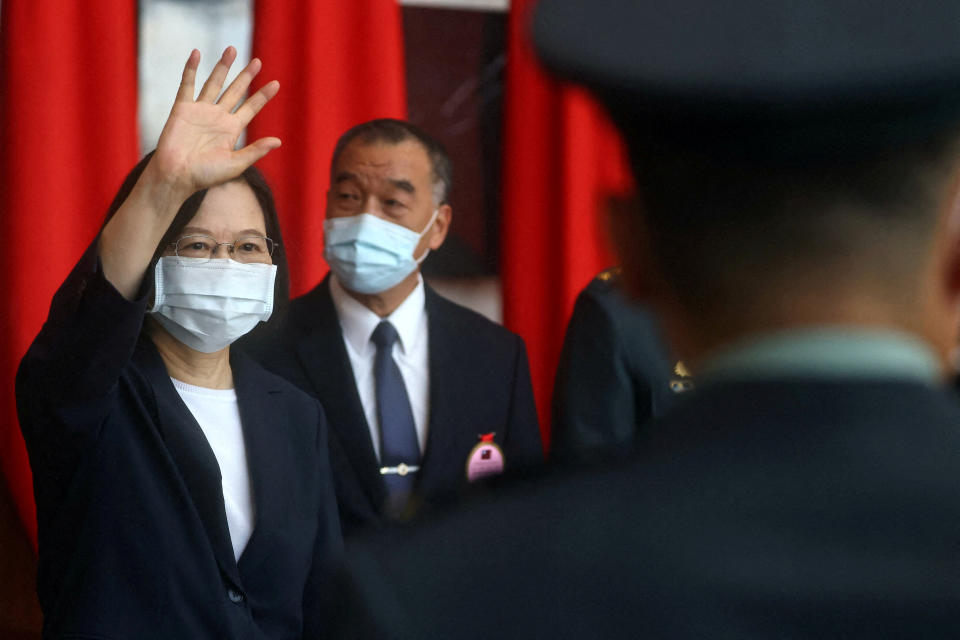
[[169, 234, 277, 264]]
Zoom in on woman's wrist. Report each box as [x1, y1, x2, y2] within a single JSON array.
[[136, 156, 197, 219]]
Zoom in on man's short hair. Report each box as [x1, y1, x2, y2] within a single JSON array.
[[620, 126, 960, 317], [331, 118, 453, 206]]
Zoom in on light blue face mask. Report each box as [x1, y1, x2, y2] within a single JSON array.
[[323, 210, 439, 294]]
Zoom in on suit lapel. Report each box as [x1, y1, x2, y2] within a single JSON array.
[[135, 338, 242, 588], [232, 352, 287, 574], [295, 279, 386, 512], [417, 287, 469, 495]]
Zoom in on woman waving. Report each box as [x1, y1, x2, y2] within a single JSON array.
[[16, 48, 341, 639]]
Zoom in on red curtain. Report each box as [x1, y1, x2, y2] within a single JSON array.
[[0, 1, 139, 542], [501, 0, 634, 447], [250, 1, 408, 296]]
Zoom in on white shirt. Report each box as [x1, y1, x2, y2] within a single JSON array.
[[171, 378, 255, 561], [329, 274, 430, 461]]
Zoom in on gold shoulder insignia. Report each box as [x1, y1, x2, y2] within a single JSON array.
[[597, 266, 622, 282], [670, 360, 693, 393]]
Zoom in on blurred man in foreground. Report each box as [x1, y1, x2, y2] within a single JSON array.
[[323, 1, 960, 637]]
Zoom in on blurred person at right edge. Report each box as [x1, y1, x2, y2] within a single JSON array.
[[320, 1, 960, 637]]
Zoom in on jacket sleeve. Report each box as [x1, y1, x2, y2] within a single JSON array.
[[15, 240, 151, 490], [502, 334, 544, 469]]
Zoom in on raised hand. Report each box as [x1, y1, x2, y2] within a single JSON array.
[[98, 47, 281, 300], [151, 47, 281, 194]]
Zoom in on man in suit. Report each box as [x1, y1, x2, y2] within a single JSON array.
[[260, 119, 542, 536], [323, 1, 960, 637], [551, 266, 690, 465]]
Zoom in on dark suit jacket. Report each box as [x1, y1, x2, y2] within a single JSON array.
[[551, 269, 679, 464], [16, 245, 341, 639], [326, 377, 960, 638], [256, 276, 542, 537]]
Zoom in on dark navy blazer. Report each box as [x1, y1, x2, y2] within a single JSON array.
[[255, 276, 543, 537], [326, 378, 960, 638], [16, 246, 341, 639]]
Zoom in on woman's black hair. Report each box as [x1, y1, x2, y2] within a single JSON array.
[[103, 151, 291, 328]]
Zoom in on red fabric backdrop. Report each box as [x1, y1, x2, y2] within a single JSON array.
[[0, 1, 140, 542], [501, 0, 634, 448], [249, 0, 408, 297]]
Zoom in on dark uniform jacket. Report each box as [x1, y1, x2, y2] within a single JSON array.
[[551, 268, 684, 464], [326, 377, 960, 638], [254, 276, 543, 537], [16, 244, 341, 639]]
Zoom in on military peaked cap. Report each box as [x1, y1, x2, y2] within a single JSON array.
[[532, 0, 960, 161]]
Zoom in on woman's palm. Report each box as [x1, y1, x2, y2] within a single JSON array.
[[153, 48, 280, 192]]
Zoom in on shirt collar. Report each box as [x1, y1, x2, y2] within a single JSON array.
[[699, 327, 941, 385], [329, 274, 427, 357]]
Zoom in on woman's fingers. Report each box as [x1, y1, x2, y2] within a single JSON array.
[[161, 48, 280, 188], [218, 57, 262, 112], [232, 137, 283, 172], [197, 47, 237, 103], [234, 79, 280, 127], [175, 50, 201, 103]]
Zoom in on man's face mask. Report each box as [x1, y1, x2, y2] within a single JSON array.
[[322, 209, 439, 294]]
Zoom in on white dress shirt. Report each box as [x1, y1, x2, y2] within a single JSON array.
[[329, 274, 430, 461], [171, 378, 255, 561]]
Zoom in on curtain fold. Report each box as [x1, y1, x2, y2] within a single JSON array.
[[501, 0, 633, 447], [0, 0, 140, 543], [249, 0, 408, 296]]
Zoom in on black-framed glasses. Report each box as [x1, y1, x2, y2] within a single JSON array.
[[169, 234, 277, 264]]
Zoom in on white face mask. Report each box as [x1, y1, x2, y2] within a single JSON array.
[[150, 257, 278, 353], [323, 209, 439, 295]]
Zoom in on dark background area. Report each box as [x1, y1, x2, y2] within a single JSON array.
[[0, 483, 42, 639], [403, 7, 507, 278]]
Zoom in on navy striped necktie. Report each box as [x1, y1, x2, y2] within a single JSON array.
[[371, 321, 421, 515]]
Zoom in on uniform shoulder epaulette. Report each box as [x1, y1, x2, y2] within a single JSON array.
[[587, 266, 624, 298], [595, 266, 622, 283]]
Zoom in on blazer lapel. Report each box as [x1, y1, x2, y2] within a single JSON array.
[[417, 287, 470, 496], [294, 279, 386, 512], [135, 338, 242, 588], [231, 352, 287, 574]]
